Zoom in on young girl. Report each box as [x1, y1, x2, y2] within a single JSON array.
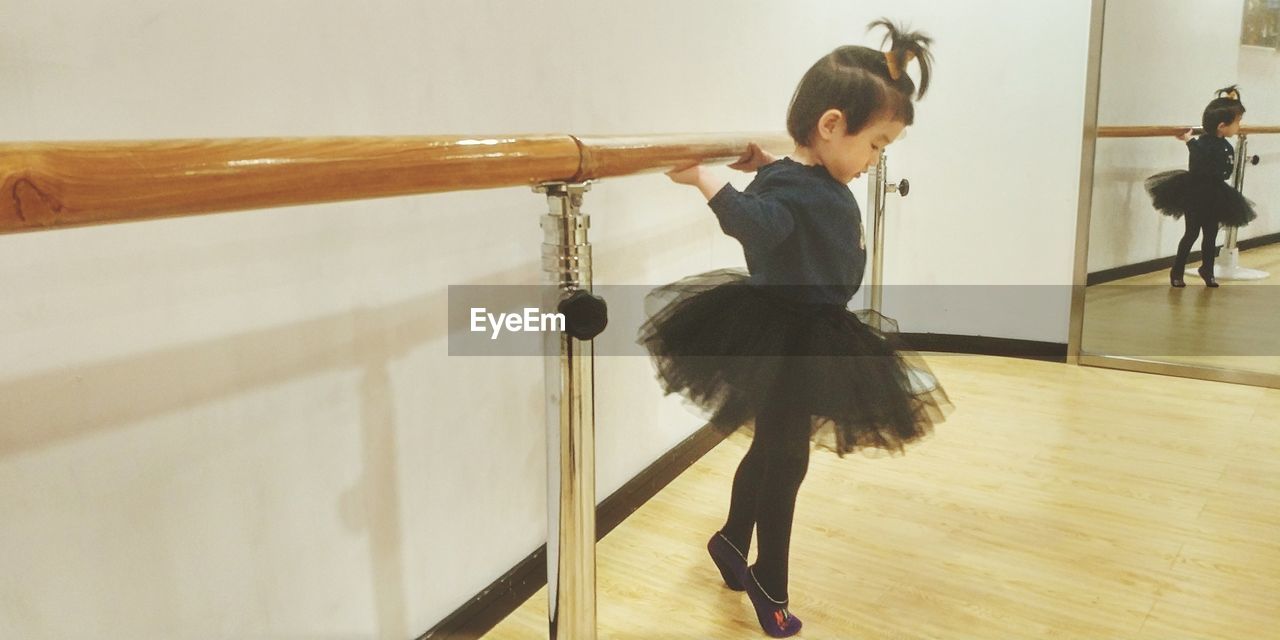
[[639, 20, 950, 638], [1145, 86, 1257, 287]]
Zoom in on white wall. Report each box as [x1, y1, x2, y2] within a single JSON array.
[[1238, 39, 1280, 244], [866, 1, 1092, 342], [0, 1, 1093, 638], [1089, 0, 1280, 272]]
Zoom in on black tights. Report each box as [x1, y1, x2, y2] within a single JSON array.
[[1173, 216, 1220, 278], [720, 400, 811, 601]]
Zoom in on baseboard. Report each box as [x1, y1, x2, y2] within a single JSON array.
[[1088, 230, 1280, 285], [418, 422, 728, 640], [901, 333, 1068, 362], [419, 335, 1066, 638]]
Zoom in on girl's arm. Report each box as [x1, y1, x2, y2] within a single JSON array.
[[666, 164, 795, 250], [667, 164, 729, 201]]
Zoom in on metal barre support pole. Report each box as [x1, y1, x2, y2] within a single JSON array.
[[869, 155, 889, 314], [536, 182, 598, 640], [866, 156, 938, 395], [868, 154, 909, 314]]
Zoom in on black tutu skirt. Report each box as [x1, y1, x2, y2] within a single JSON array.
[[638, 269, 951, 456], [1144, 170, 1257, 227]]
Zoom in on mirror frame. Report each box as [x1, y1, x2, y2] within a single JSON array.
[[1067, 0, 1280, 390]]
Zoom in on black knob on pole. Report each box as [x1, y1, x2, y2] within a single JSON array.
[[1250, 155, 1260, 166], [897, 179, 910, 197], [558, 289, 608, 340]]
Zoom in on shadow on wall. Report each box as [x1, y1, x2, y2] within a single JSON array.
[[0, 212, 709, 637], [0, 217, 710, 456]]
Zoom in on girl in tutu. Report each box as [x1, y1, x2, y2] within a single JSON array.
[[639, 19, 950, 638], [1145, 86, 1257, 287]]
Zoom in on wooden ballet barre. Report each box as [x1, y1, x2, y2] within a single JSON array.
[[0, 136, 581, 234], [0, 133, 794, 235], [1100, 125, 1280, 138], [574, 133, 793, 179]]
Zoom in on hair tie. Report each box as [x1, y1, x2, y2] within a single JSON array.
[[884, 50, 916, 80]]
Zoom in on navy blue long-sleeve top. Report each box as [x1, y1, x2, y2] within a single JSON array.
[[1187, 135, 1234, 181], [707, 157, 865, 305]]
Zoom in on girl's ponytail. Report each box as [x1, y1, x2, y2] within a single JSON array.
[[869, 19, 933, 99]]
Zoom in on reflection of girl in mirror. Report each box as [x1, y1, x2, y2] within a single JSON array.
[[1145, 86, 1258, 288]]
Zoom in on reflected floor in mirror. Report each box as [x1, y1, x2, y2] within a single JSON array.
[[486, 355, 1280, 639], [1082, 243, 1280, 375]]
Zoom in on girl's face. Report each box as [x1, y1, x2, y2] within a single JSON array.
[[811, 109, 906, 183], [1218, 114, 1243, 138]]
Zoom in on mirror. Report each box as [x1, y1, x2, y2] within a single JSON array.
[[1076, 0, 1280, 385]]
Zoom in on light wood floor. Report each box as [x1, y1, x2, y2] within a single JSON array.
[[485, 355, 1280, 639], [1082, 243, 1280, 375]]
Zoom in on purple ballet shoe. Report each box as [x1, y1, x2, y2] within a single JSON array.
[[707, 532, 747, 591], [1198, 266, 1219, 288], [741, 565, 803, 638]]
